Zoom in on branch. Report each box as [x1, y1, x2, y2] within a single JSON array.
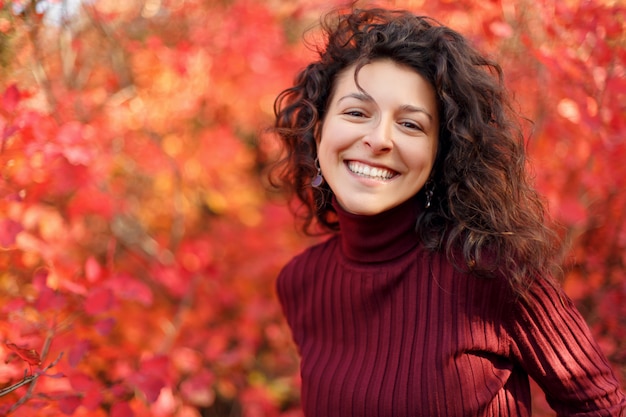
[[0, 373, 35, 398], [0, 352, 63, 399], [24, 2, 61, 124], [4, 330, 64, 414], [159, 274, 202, 353]]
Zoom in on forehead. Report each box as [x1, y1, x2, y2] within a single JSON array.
[[328, 59, 437, 108]]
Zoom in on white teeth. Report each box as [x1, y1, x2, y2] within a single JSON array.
[[347, 161, 395, 180]]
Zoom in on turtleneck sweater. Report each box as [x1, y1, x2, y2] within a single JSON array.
[[276, 197, 626, 417]]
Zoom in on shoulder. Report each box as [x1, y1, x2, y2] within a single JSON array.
[[275, 235, 339, 321], [501, 274, 594, 354], [276, 235, 339, 292], [511, 276, 571, 318]]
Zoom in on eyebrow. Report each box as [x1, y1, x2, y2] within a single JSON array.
[[337, 92, 434, 122]]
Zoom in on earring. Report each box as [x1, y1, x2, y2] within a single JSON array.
[[424, 180, 434, 209], [311, 157, 324, 187]]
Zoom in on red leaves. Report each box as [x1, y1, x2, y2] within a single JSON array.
[[106, 273, 153, 307], [94, 318, 116, 336], [0, 1, 623, 417], [487, 21, 513, 39], [55, 122, 96, 166], [180, 370, 215, 407], [34, 283, 67, 313], [0, 219, 22, 247], [68, 373, 103, 411], [58, 394, 81, 415], [85, 256, 103, 283], [67, 340, 90, 368], [84, 287, 114, 316], [5, 342, 41, 369], [1, 84, 21, 153], [556, 196, 588, 226], [1, 84, 20, 115], [110, 401, 133, 417], [129, 355, 170, 403]]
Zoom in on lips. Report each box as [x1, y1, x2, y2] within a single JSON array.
[[346, 161, 397, 180]]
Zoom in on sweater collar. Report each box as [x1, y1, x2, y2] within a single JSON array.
[[333, 196, 421, 263]]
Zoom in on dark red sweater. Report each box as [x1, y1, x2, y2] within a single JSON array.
[[276, 197, 626, 417]]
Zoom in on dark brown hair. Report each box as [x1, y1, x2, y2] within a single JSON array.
[[270, 7, 561, 296]]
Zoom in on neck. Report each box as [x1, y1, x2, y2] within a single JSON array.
[[333, 197, 421, 263]]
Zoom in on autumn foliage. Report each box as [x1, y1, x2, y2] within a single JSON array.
[[0, 0, 624, 416]]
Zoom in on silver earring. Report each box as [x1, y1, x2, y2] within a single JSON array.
[[425, 181, 434, 209], [311, 157, 323, 187]]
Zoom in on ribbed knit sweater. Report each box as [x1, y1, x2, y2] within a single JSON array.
[[276, 197, 626, 417]]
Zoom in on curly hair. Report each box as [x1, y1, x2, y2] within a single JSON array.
[[270, 7, 562, 296]]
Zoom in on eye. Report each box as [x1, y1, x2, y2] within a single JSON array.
[[399, 120, 423, 131], [343, 110, 367, 118]]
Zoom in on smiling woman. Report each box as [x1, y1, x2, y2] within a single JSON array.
[[318, 59, 438, 215], [269, 6, 626, 417]]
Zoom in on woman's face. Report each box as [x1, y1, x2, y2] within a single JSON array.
[[317, 59, 439, 215]]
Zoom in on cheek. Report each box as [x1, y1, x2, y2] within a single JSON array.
[[404, 143, 437, 174], [319, 122, 355, 151], [317, 141, 336, 176], [317, 125, 340, 160]]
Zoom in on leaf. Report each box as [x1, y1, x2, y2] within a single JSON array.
[[35, 286, 67, 311], [107, 273, 153, 306], [56, 121, 94, 166], [58, 394, 81, 415], [489, 21, 513, 38], [83, 386, 104, 411], [32, 270, 49, 291], [68, 339, 90, 368], [69, 372, 96, 391], [1, 297, 26, 313], [129, 355, 170, 402], [2, 123, 18, 145], [180, 370, 215, 407], [0, 219, 23, 247], [2, 84, 20, 114], [84, 287, 114, 316], [94, 317, 116, 336], [5, 342, 42, 367], [111, 401, 134, 417], [85, 256, 103, 283], [558, 196, 588, 225], [130, 373, 164, 403], [68, 185, 115, 220]]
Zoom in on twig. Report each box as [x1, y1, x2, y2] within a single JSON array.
[[24, 3, 61, 124], [159, 274, 202, 353], [0, 374, 35, 398], [0, 351, 63, 399]]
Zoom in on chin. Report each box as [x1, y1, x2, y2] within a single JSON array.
[[340, 200, 394, 216]]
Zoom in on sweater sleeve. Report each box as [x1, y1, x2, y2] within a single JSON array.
[[505, 279, 626, 416]]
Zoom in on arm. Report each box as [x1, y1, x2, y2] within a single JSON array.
[[505, 279, 626, 416]]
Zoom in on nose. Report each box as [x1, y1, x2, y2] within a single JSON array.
[[363, 116, 393, 153]]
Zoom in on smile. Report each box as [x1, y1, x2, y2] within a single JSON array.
[[347, 161, 397, 180]]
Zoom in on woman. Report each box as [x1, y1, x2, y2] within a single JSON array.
[[271, 7, 626, 417]]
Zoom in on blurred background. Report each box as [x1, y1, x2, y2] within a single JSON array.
[[0, 0, 624, 416]]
